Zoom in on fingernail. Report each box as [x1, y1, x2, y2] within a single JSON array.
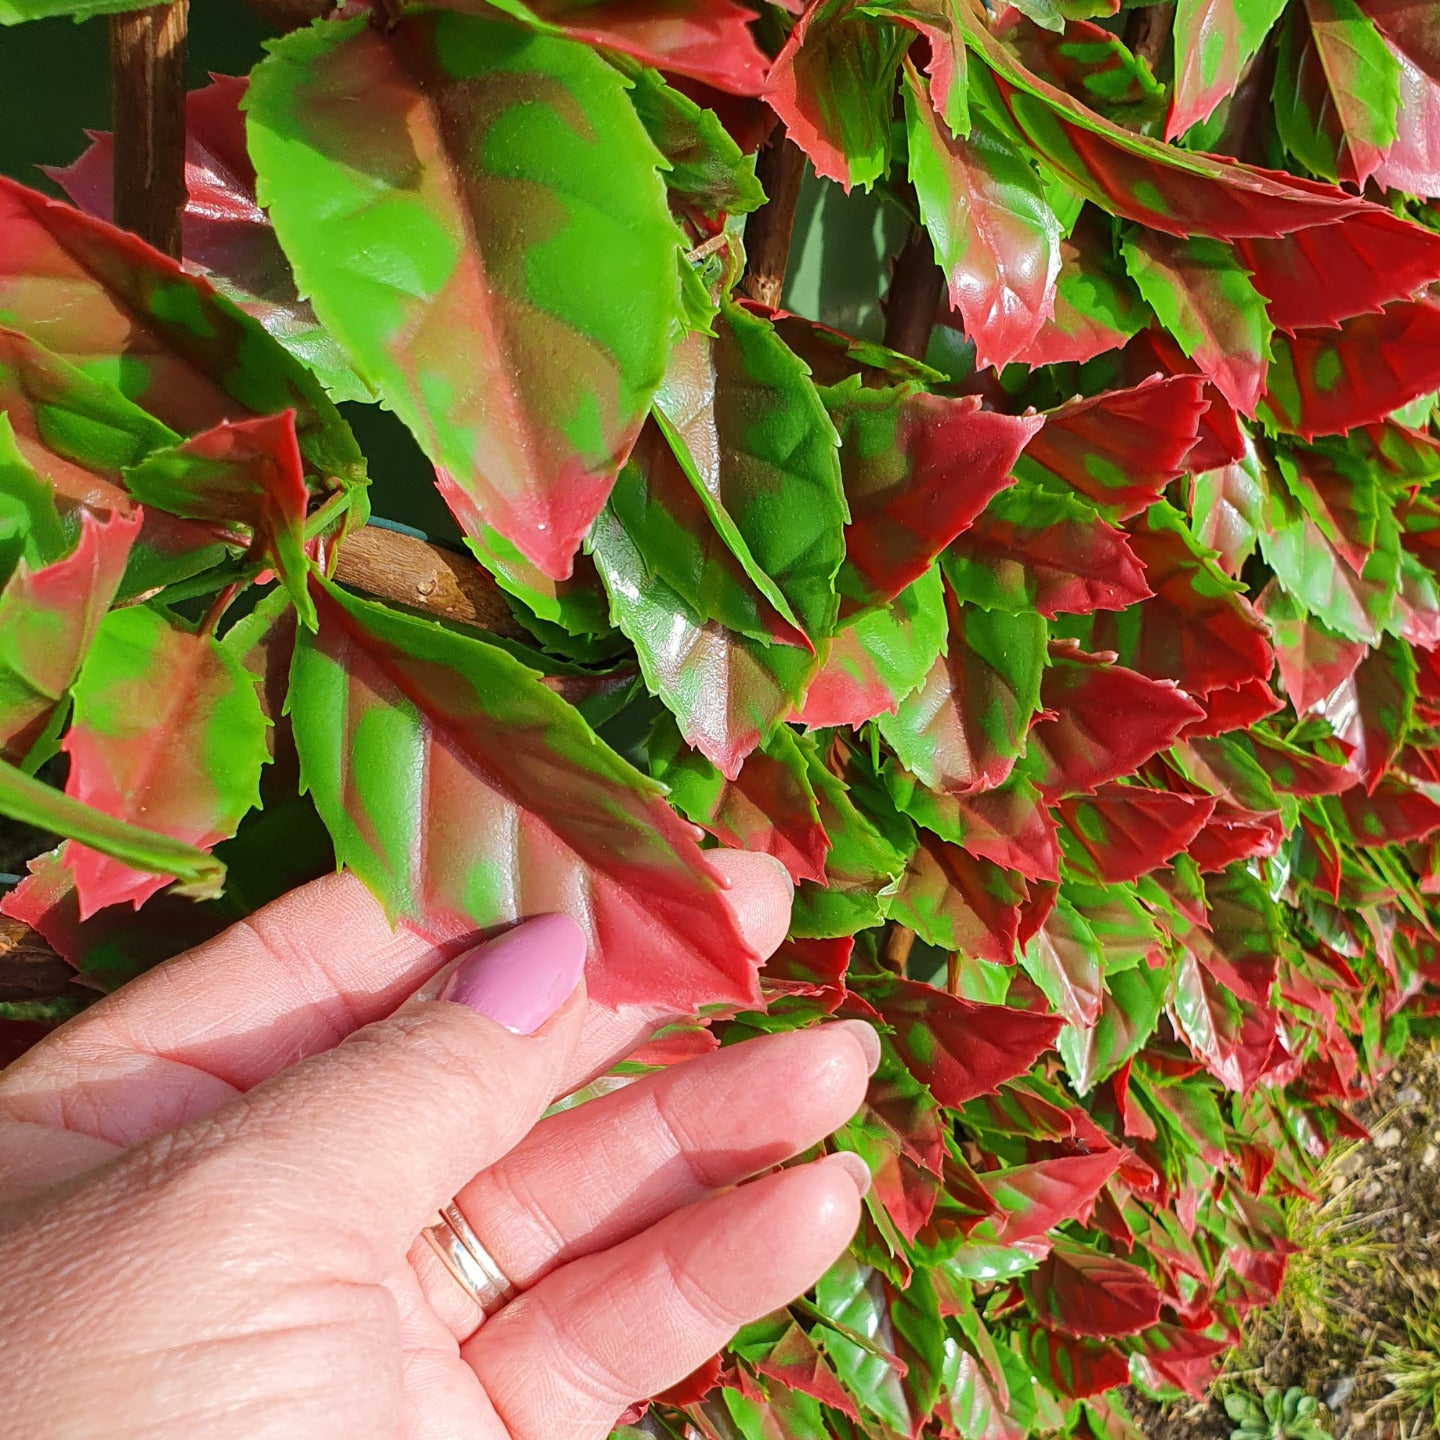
[[439, 914, 587, 1035], [835, 1019, 881, 1076], [828, 1150, 872, 1198]]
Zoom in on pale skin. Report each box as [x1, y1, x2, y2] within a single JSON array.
[[0, 851, 878, 1440]]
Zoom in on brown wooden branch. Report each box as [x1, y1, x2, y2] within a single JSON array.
[[882, 227, 945, 362], [0, 920, 88, 1005], [332, 525, 526, 638], [740, 130, 807, 310], [109, 1, 190, 257], [1124, 2, 1169, 76]]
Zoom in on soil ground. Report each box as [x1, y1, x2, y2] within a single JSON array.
[[1137, 1041, 1440, 1440]]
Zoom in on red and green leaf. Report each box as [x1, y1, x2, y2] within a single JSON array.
[[290, 575, 760, 1009], [1021, 1237, 1164, 1337], [246, 11, 679, 580], [904, 62, 1063, 371], [1059, 784, 1218, 884], [824, 378, 1040, 617], [61, 604, 268, 915], [1167, 0, 1290, 137], [890, 831, 1029, 961]]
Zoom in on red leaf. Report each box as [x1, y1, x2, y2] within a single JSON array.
[[1026, 643, 1206, 800], [894, 833, 1028, 965], [1170, 952, 1278, 1091], [1179, 678, 1284, 739], [1022, 1237, 1163, 1337], [1131, 1324, 1229, 1397], [1261, 298, 1440, 439], [1027, 1328, 1132, 1400], [1317, 638, 1416, 793], [832, 386, 1040, 616], [1257, 582, 1367, 713], [865, 974, 1063, 1108], [849, 1077, 947, 1242], [1235, 210, 1440, 334], [948, 492, 1152, 620], [752, 1322, 860, 1420], [1059, 785, 1217, 885], [980, 1151, 1123, 1245], [950, 782, 1062, 883], [762, 934, 852, 1010], [0, 509, 139, 764], [1016, 376, 1208, 519]]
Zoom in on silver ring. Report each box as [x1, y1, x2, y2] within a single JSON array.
[[421, 1201, 518, 1316]]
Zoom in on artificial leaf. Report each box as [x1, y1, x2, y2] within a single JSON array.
[[1026, 1329, 1131, 1401], [1059, 961, 1169, 1092], [648, 300, 846, 642], [945, 481, 1151, 619], [0, 507, 138, 765], [1273, 0, 1400, 186], [1059, 784, 1217, 884], [890, 831, 1028, 961], [1019, 892, 1105, 1027], [765, 0, 910, 190], [1022, 1237, 1164, 1337], [904, 61, 1062, 370], [246, 11, 679, 580], [1013, 376, 1208, 520], [61, 604, 268, 915], [46, 75, 365, 402], [0, 412, 68, 580], [651, 717, 829, 884], [122, 410, 316, 625], [1121, 230, 1273, 416], [878, 580, 1046, 795], [795, 564, 947, 728], [291, 574, 759, 1009], [0, 176, 361, 481], [590, 506, 817, 776], [1359, 0, 1440, 194], [1023, 643, 1205, 799], [998, 15, 1162, 118], [1168, 0, 1290, 137], [862, 973, 1063, 1106], [1188, 431, 1267, 579], [824, 377, 1040, 617]]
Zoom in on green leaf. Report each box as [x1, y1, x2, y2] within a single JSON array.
[[246, 11, 680, 581], [0, 412, 68, 580], [1058, 959, 1169, 1093], [1168, 0, 1290, 138], [1121, 230, 1273, 416], [0, 0, 161, 22], [290, 574, 759, 1009], [1274, 0, 1401, 186], [905, 62, 1062, 370], [812, 1255, 912, 1432], [0, 757, 223, 898], [625, 65, 766, 215], [62, 604, 269, 915]]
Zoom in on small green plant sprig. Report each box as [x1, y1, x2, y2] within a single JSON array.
[[1224, 1387, 1331, 1440]]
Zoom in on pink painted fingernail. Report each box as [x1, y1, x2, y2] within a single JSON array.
[[439, 914, 587, 1034], [828, 1150, 872, 1198]]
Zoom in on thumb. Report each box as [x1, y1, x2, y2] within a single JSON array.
[[139, 913, 589, 1279]]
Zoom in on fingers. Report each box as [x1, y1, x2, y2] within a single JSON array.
[[418, 1020, 878, 1335], [464, 1155, 868, 1440], [0, 851, 792, 1159], [108, 916, 591, 1279]]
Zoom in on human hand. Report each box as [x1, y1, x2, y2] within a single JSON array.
[[0, 854, 876, 1440]]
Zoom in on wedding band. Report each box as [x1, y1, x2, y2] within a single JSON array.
[[421, 1201, 518, 1316]]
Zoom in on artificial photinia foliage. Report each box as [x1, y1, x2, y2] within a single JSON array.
[[6, 0, 1440, 1434]]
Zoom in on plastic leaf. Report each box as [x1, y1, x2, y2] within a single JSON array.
[[1059, 784, 1217, 884], [751, 1322, 862, 1420], [1168, 0, 1289, 137], [891, 832, 1028, 961], [1274, 0, 1400, 186], [292, 575, 758, 1008], [1021, 1238, 1163, 1337], [1121, 231, 1273, 417], [122, 411, 315, 626], [1188, 431, 1266, 579], [795, 564, 947, 728], [1360, 0, 1440, 194], [879, 581, 1046, 795], [46, 76, 364, 402], [836, 1072, 946, 1243], [904, 62, 1062, 370], [0, 177, 361, 482], [246, 11, 679, 581], [1259, 300, 1440, 439], [62, 604, 268, 915], [1058, 961, 1168, 1092], [1023, 643, 1205, 799], [1025, 1329, 1131, 1401], [0, 0, 165, 22], [959, 7, 1367, 238], [650, 718, 829, 884], [625, 66, 766, 214], [1018, 891, 1104, 1027], [1233, 210, 1440, 335], [0, 507, 138, 765], [590, 505, 817, 777], [1259, 586, 1366, 714], [863, 974, 1062, 1106], [1014, 217, 1147, 368], [0, 412, 68, 581], [945, 482, 1150, 619], [826, 380, 1038, 618], [765, 0, 910, 190], [647, 300, 847, 642], [975, 1149, 1120, 1244], [1013, 376, 1208, 520]]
